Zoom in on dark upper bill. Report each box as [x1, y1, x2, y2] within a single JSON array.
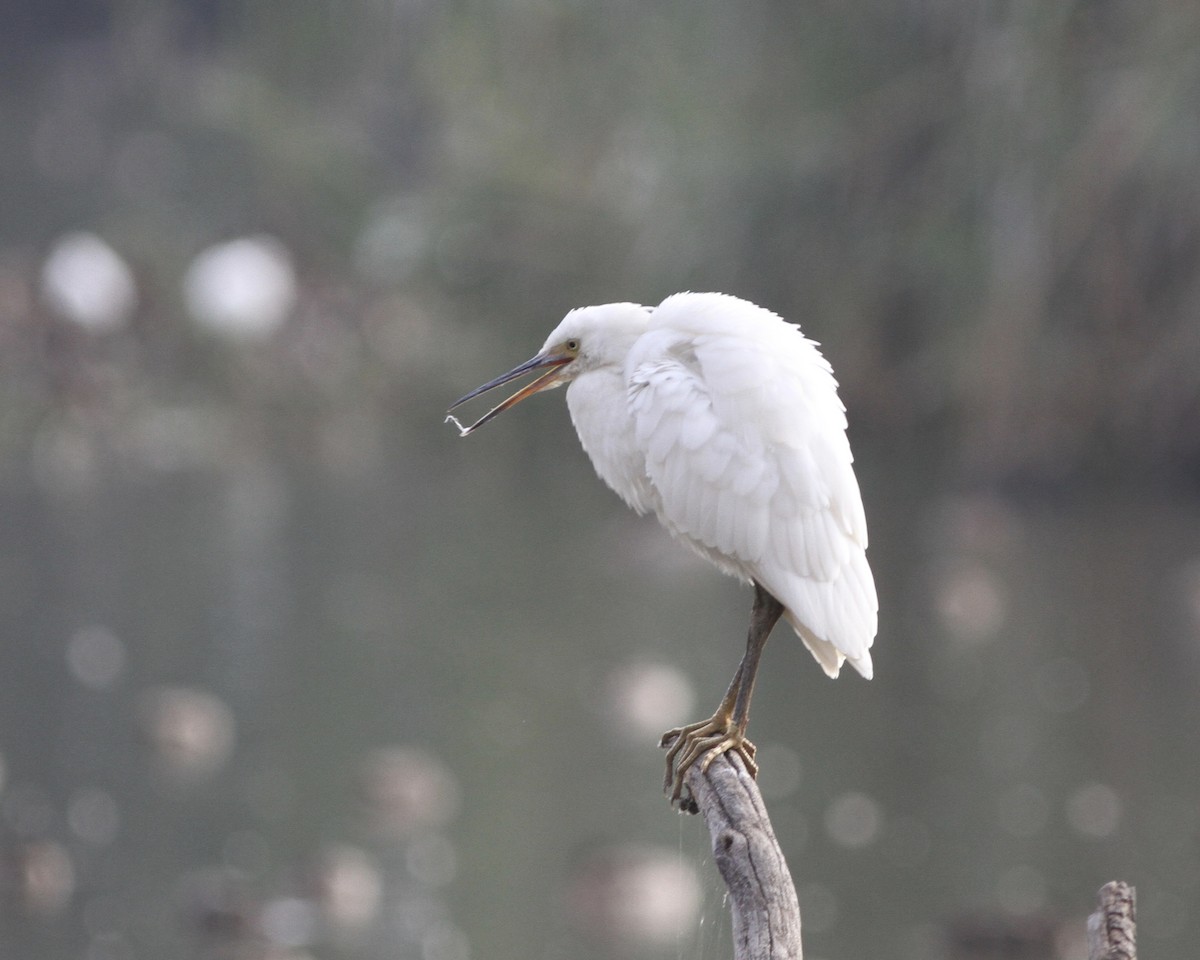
[[446, 352, 572, 436]]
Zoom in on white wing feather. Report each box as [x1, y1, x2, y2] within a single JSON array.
[[619, 293, 877, 679]]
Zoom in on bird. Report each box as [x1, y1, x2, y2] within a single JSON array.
[[447, 292, 877, 809]]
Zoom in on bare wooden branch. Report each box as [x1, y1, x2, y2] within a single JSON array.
[[1087, 881, 1136, 960], [682, 750, 803, 960]]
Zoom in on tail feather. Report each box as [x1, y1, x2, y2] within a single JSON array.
[[785, 612, 874, 680]]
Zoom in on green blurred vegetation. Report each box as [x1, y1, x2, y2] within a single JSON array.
[[4, 0, 1200, 486], [2, 1, 1200, 959]]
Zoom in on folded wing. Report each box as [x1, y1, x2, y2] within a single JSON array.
[[626, 296, 877, 678]]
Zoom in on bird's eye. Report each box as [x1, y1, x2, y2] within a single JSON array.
[[565, 338, 580, 353]]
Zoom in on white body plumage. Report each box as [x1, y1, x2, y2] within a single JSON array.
[[545, 292, 877, 679]]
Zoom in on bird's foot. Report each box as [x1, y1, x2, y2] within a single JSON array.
[[659, 716, 758, 813]]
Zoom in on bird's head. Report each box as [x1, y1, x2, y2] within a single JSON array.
[[447, 302, 651, 436]]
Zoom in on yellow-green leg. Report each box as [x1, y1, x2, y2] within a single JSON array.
[[660, 582, 785, 809]]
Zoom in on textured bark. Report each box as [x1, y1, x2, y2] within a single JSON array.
[[683, 750, 802, 960], [1087, 881, 1136, 960], [678, 753, 1136, 960]]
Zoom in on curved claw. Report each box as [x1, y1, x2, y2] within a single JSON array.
[[660, 715, 757, 810]]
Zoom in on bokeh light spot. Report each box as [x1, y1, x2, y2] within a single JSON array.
[[66, 626, 126, 690], [138, 687, 236, 782], [358, 747, 460, 838], [566, 845, 701, 948], [40, 231, 136, 332], [17, 841, 76, 915], [316, 844, 383, 931], [607, 662, 694, 740], [934, 564, 1006, 644], [184, 236, 296, 339], [824, 791, 882, 849], [1065, 783, 1121, 839]]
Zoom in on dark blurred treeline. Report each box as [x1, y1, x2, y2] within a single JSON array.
[[2, 0, 1199, 494]]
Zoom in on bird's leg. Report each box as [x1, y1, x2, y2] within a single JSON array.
[[660, 664, 744, 788], [660, 583, 786, 809]]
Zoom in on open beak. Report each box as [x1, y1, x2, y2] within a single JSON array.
[[446, 352, 573, 436]]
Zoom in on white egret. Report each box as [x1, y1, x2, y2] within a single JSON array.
[[448, 292, 877, 809]]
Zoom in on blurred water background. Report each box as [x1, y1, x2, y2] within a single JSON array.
[[2, 2, 1200, 959]]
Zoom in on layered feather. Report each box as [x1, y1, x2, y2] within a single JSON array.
[[564, 292, 877, 678]]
